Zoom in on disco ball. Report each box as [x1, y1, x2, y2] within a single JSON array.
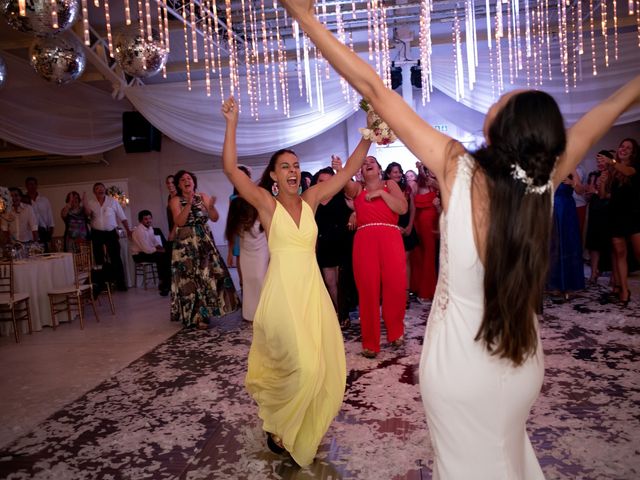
[[29, 34, 86, 85], [0, 55, 6, 89], [114, 26, 168, 79], [0, 0, 79, 36]]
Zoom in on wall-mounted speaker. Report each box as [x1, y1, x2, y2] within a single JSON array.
[[122, 111, 162, 153]]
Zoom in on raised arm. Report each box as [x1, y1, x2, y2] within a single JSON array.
[[554, 75, 640, 184], [280, 1, 455, 181], [332, 154, 362, 199], [303, 139, 371, 209], [221, 97, 274, 216]]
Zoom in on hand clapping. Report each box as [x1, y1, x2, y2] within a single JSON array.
[[331, 154, 343, 172], [365, 189, 383, 202]]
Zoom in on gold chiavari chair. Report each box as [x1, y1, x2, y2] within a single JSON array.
[[47, 248, 99, 329], [85, 241, 115, 315], [0, 259, 33, 342]]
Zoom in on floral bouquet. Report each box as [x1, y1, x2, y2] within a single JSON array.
[[106, 185, 130, 208], [0, 186, 10, 215], [358, 99, 397, 146]]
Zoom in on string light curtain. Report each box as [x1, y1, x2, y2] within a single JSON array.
[[65, 0, 637, 116]]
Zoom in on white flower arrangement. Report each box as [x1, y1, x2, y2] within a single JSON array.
[[106, 185, 130, 208], [0, 186, 10, 215], [358, 99, 397, 146]]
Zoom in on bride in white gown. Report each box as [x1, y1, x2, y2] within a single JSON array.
[[276, 1, 640, 478]]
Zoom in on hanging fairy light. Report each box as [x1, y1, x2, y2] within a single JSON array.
[[636, 0, 640, 47], [495, 0, 504, 92], [155, 0, 163, 47], [162, 0, 169, 53], [201, 0, 211, 97], [50, 0, 59, 29], [259, 0, 270, 106], [602, 0, 610, 67], [506, 0, 514, 83], [419, 0, 433, 105], [613, 0, 619, 60], [189, 0, 198, 63], [52, 0, 640, 119], [103, 0, 113, 56], [544, 0, 551, 80], [240, 0, 256, 116], [181, 3, 191, 91], [136, 0, 144, 39], [124, 0, 131, 25], [589, 0, 597, 75], [81, 0, 90, 45]]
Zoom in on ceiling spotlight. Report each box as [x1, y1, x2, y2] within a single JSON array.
[[410, 62, 422, 89], [391, 63, 402, 90]]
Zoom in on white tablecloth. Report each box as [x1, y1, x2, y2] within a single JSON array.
[[119, 237, 135, 288], [5, 253, 75, 332]]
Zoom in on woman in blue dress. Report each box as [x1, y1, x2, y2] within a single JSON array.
[[547, 172, 586, 298]]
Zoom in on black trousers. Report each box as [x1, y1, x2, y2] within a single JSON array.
[[37, 227, 52, 252], [91, 229, 127, 290], [133, 252, 171, 290]]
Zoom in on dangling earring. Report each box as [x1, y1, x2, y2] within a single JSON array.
[[297, 185, 303, 195], [271, 181, 279, 197]]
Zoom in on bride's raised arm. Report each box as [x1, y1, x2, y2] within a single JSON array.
[[554, 75, 640, 185], [280, 0, 456, 183]]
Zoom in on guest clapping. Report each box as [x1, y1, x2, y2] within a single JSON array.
[[61, 191, 89, 252], [169, 170, 239, 328]]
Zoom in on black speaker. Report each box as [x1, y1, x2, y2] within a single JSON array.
[[390, 65, 403, 90], [122, 111, 162, 153], [411, 65, 422, 89]]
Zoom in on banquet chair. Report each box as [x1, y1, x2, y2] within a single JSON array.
[[47, 248, 100, 329], [0, 260, 33, 343], [87, 242, 115, 315], [134, 261, 158, 290], [50, 236, 65, 252]]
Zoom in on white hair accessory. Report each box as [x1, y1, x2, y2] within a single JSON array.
[[510, 163, 553, 195]]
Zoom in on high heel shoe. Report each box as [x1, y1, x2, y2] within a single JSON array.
[[266, 432, 286, 454], [619, 291, 631, 308]]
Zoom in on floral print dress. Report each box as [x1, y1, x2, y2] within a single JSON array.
[[170, 195, 239, 327]]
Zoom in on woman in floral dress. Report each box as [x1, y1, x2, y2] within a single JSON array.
[[61, 191, 89, 252], [169, 170, 239, 328]]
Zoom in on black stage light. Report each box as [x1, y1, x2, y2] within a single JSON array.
[[411, 64, 422, 89], [391, 64, 403, 90]]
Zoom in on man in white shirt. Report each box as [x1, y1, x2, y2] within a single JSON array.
[[84, 182, 132, 291], [0, 187, 38, 243], [25, 177, 55, 252], [131, 210, 171, 296]]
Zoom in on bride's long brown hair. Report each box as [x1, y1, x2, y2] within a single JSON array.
[[473, 90, 566, 366]]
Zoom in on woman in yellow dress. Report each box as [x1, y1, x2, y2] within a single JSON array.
[[221, 97, 371, 466]]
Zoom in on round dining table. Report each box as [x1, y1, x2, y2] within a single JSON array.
[[6, 253, 75, 332]]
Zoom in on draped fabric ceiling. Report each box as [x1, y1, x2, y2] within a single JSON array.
[[0, 31, 639, 157]]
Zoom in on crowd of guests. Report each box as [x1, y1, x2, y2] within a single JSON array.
[[547, 137, 639, 307], [0, 125, 636, 475], [2, 135, 637, 326]]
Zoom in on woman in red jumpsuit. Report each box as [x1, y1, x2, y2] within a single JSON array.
[[410, 164, 441, 301], [341, 155, 408, 358]]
